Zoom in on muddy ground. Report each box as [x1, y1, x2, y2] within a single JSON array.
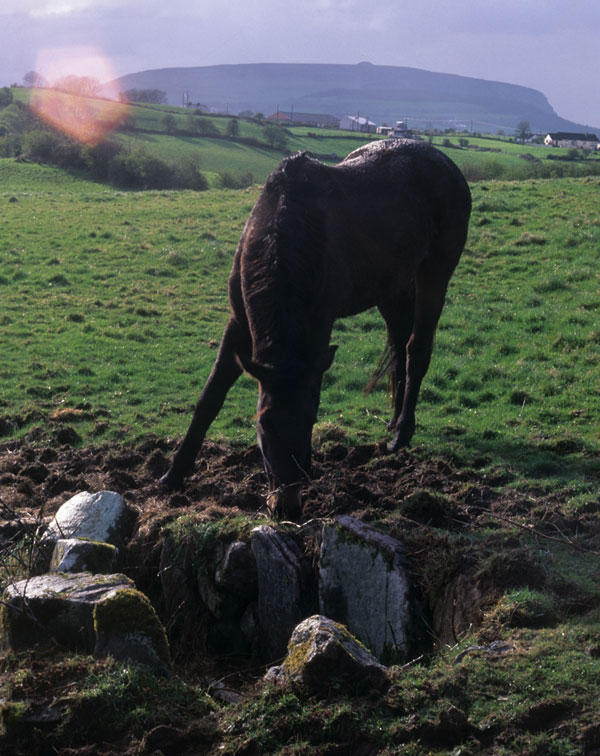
[[1, 428, 600, 754], [0, 426, 570, 530]]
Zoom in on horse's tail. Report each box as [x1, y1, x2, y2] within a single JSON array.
[[365, 341, 396, 403]]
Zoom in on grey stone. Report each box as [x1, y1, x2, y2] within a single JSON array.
[[319, 516, 413, 663], [251, 525, 307, 662], [0, 573, 134, 651], [44, 491, 135, 548], [50, 538, 119, 574], [214, 540, 257, 600], [159, 532, 193, 637], [197, 541, 227, 618], [198, 539, 258, 621], [193, 539, 257, 621], [266, 615, 389, 694]]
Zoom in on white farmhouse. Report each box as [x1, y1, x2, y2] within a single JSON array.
[[544, 132, 599, 149], [340, 115, 377, 133]]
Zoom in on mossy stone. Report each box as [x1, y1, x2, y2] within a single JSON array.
[[93, 588, 172, 674]]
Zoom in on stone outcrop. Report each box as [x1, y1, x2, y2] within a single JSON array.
[[160, 515, 421, 665], [0, 487, 173, 675], [266, 615, 390, 694], [251, 525, 312, 662], [319, 515, 414, 663], [1, 485, 426, 684], [160, 525, 259, 658]]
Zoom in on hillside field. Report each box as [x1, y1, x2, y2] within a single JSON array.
[[1, 155, 600, 754]]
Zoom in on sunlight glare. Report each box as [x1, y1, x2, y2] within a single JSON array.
[[30, 46, 128, 146]]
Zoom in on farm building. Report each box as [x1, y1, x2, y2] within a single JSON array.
[[340, 115, 377, 133], [544, 132, 599, 148], [266, 111, 340, 128]]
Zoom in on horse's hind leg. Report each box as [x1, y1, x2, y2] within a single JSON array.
[[160, 317, 245, 489], [378, 292, 415, 429], [388, 266, 450, 452]]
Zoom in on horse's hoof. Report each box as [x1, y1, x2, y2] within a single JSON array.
[[274, 502, 303, 522], [269, 487, 303, 522], [159, 470, 183, 491], [387, 432, 412, 453]]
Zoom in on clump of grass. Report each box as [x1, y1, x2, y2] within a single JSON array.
[[514, 232, 547, 246], [485, 588, 557, 631], [165, 250, 187, 267], [533, 276, 569, 293], [312, 422, 348, 449]]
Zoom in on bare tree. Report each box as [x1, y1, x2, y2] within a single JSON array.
[[23, 70, 47, 88], [516, 121, 531, 144], [54, 75, 102, 98]]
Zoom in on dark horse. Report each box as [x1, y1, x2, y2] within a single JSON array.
[[161, 139, 471, 519]]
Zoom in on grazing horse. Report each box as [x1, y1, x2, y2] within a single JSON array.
[[161, 139, 471, 520]]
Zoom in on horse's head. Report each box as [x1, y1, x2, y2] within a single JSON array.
[[240, 346, 337, 520]]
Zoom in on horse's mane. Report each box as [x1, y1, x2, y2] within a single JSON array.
[[241, 152, 331, 382]]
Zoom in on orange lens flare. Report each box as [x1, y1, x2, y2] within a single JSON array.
[[30, 47, 129, 146]]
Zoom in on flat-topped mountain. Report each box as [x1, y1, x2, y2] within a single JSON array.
[[112, 62, 596, 133]]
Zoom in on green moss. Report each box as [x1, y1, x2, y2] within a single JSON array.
[[282, 637, 312, 677], [93, 588, 171, 667], [486, 588, 558, 630], [162, 513, 262, 575], [0, 701, 28, 738]]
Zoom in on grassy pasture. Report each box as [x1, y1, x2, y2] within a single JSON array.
[[1, 158, 599, 502]]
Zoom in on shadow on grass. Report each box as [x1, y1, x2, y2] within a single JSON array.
[[431, 431, 600, 493]]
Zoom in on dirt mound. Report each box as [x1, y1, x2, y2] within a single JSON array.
[[0, 429, 528, 529]]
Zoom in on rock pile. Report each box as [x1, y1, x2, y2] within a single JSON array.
[[2, 489, 423, 687], [0, 490, 171, 675]]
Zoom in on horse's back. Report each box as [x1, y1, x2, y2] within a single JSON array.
[[237, 140, 470, 323]]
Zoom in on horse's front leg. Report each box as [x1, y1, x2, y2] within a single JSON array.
[[160, 317, 245, 489]]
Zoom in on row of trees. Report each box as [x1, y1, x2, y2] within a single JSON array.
[[22, 72, 169, 107], [16, 128, 213, 189], [24, 71, 103, 98], [161, 112, 289, 150], [0, 96, 256, 190], [124, 88, 167, 104]]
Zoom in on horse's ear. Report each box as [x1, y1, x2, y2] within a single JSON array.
[[235, 353, 273, 384], [323, 344, 338, 372]]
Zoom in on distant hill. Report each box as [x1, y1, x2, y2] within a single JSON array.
[[111, 62, 598, 134]]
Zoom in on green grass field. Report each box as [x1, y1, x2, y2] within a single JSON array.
[[1, 158, 598, 503]]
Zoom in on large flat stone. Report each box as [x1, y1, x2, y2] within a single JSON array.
[[0, 573, 134, 651], [319, 516, 413, 663]]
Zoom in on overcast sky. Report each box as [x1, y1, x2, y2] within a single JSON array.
[[2, 0, 599, 128]]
